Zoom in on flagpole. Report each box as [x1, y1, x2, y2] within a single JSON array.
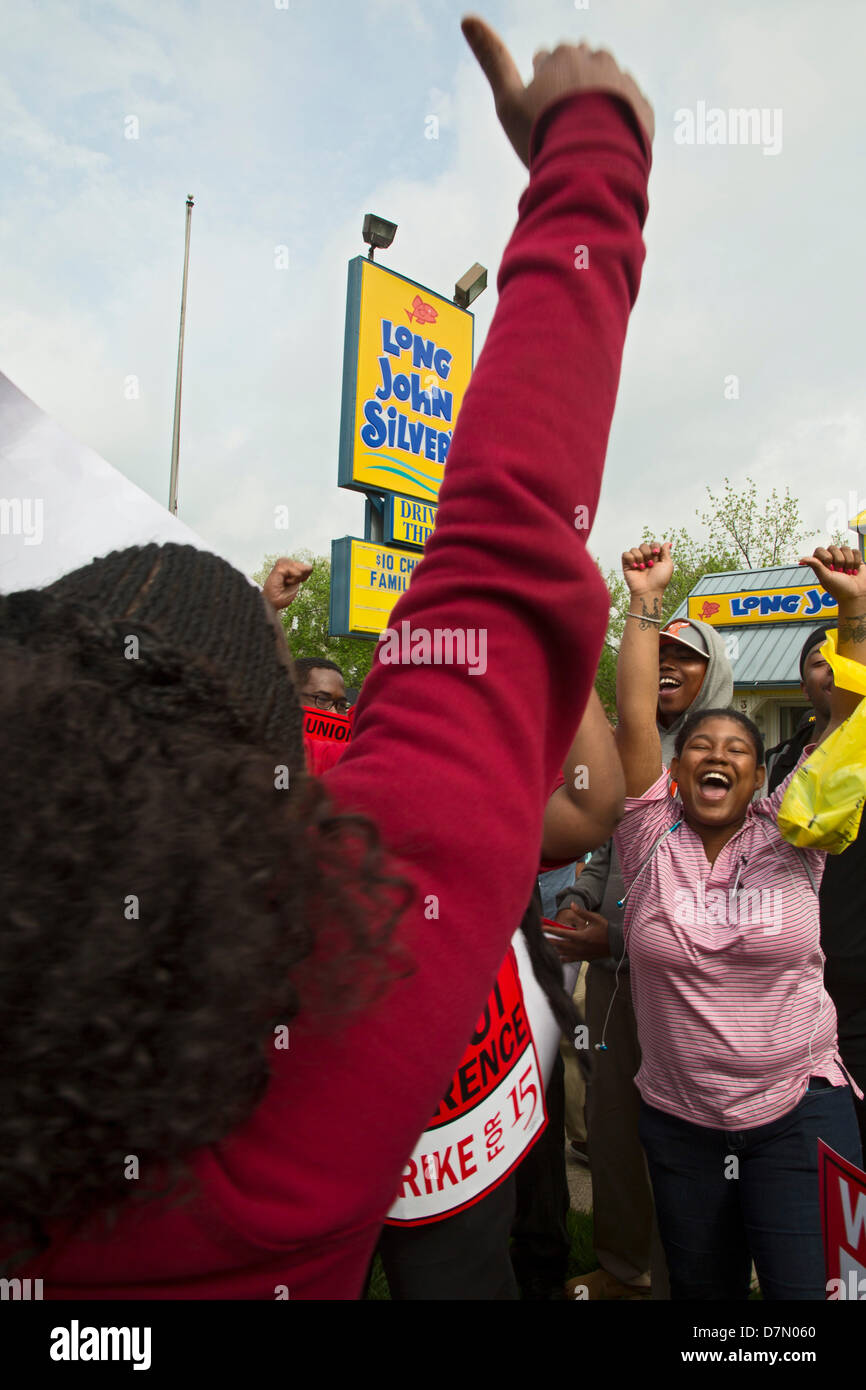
[[168, 194, 194, 515]]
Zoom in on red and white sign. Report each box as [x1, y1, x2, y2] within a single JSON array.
[[819, 1140, 866, 1300], [386, 942, 548, 1225]]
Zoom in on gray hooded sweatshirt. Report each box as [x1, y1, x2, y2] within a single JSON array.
[[556, 619, 734, 968]]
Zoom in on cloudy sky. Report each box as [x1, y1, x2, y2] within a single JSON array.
[[2, 0, 864, 583]]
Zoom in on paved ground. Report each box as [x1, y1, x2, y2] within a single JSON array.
[[565, 1144, 592, 1213]]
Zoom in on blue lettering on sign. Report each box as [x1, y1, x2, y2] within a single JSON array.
[[392, 502, 436, 539], [433, 348, 452, 379], [759, 595, 783, 614], [380, 318, 453, 381], [381, 320, 401, 357], [360, 399, 387, 447], [361, 318, 459, 464], [371, 571, 408, 593], [360, 401, 452, 463], [728, 588, 834, 619], [412, 338, 434, 370], [375, 356, 393, 400], [803, 587, 825, 616]]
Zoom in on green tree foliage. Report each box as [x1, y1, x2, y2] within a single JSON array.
[[253, 550, 376, 690], [698, 477, 810, 569]]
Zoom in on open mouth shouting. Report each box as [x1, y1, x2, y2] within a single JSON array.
[[696, 768, 733, 803]]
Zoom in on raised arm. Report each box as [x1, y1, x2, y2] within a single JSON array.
[[541, 689, 624, 862], [800, 545, 866, 738], [614, 541, 672, 795], [290, 25, 653, 1245]]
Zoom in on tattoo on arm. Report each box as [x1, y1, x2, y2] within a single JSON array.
[[638, 596, 662, 630], [839, 612, 866, 646]]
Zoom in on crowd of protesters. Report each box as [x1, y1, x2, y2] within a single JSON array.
[[1, 18, 864, 1304]]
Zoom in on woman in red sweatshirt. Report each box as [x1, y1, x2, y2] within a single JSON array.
[[0, 21, 652, 1299]]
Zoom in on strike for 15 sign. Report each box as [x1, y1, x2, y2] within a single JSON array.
[[337, 257, 474, 505], [386, 943, 547, 1225]]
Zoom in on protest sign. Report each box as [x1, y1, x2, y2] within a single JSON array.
[[819, 1140, 866, 1300]]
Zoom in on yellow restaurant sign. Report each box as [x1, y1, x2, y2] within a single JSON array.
[[330, 537, 422, 640], [338, 257, 474, 505], [688, 584, 838, 626], [384, 495, 438, 550]]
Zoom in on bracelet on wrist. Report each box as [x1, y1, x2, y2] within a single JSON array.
[[626, 610, 662, 625]]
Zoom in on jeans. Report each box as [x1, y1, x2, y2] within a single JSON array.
[[638, 1080, 863, 1300]]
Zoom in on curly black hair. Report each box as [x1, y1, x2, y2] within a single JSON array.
[[0, 546, 412, 1269]]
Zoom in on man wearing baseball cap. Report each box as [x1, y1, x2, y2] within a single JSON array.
[[550, 545, 734, 1300], [766, 624, 866, 1151]]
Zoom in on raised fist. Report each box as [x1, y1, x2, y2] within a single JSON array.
[[800, 546, 865, 607], [621, 540, 673, 596], [262, 558, 313, 611]]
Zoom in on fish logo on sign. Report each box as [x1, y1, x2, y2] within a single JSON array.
[[406, 294, 438, 325], [698, 600, 721, 621]]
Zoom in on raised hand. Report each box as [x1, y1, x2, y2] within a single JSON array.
[[461, 16, 654, 168], [262, 558, 313, 611], [800, 545, 866, 609], [621, 540, 673, 597]]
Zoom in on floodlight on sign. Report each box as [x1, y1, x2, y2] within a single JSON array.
[[453, 263, 488, 309], [362, 213, 397, 261]]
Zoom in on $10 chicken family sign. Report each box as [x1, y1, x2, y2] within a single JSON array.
[[331, 257, 474, 640]]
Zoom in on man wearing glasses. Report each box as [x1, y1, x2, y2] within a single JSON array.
[[294, 657, 351, 716]]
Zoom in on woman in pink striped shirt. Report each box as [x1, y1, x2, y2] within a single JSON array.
[[610, 539, 865, 1300]]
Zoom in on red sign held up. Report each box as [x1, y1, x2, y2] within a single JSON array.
[[302, 707, 353, 744], [819, 1140, 866, 1300]]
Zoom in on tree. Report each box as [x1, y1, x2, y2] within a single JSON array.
[[697, 477, 811, 570], [253, 550, 377, 690]]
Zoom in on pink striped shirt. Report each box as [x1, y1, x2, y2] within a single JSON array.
[[614, 754, 849, 1129]]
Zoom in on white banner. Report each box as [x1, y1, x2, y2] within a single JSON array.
[[0, 372, 214, 593]]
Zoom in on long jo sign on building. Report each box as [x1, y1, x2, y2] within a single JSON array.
[[688, 584, 839, 626]]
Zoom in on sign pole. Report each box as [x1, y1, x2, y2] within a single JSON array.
[[168, 195, 194, 516]]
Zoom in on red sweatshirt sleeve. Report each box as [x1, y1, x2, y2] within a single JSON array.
[[35, 92, 650, 1302], [238, 91, 651, 1278]]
